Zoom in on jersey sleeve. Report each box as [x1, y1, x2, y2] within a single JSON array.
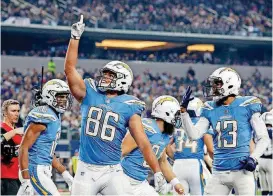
[[206, 128, 214, 135], [124, 99, 146, 118], [240, 96, 262, 117], [27, 106, 57, 125]]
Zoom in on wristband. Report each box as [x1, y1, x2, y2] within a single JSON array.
[[170, 177, 180, 187], [21, 168, 29, 173]]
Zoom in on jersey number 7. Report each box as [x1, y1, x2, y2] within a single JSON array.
[[85, 107, 119, 142]]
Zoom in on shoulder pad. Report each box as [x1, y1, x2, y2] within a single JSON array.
[[239, 96, 261, 107], [28, 106, 58, 122], [142, 119, 157, 134], [124, 99, 146, 109], [84, 78, 97, 91]]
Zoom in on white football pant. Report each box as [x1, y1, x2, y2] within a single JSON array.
[[205, 170, 255, 195], [71, 160, 132, 195], [124, 174, 158, 196], [172, 159, 208, 195], [258, 158, 272, 191], [27, 165, 59, 196]]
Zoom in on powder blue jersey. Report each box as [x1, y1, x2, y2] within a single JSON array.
[[80, 79, 145, 165], [24, 106, 61, 165], [121, 118, 170, 181], [174, 117, 213, 160], [201, 96, 262, 171]]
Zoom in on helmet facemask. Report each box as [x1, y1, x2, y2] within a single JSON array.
[[49, 91, 72, 113], [96, 68, 125, 93], [203, 76, 225, 98]]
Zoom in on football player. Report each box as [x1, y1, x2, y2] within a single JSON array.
[[65, 15, 166, 195], [18, 79, 73, 195], [180, 67, 270, 195], [121, 95, 184, 195], [167, 97, 213, 195], [258, 112, 272, 195]]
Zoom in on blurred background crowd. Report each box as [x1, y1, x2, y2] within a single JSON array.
[[2, 0, 272, 37]]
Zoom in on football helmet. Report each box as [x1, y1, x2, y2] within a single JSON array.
[[96, 61, 133, 93], [151, 95, 181, 128], [41, 79, 72, 113], [187, 97, 203, 117], [203, 67, 241, 101]]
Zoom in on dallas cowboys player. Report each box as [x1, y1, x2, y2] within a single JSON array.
[[65, 15, 166, 195], [180, 67, 270, 195], [121, 96, 184, 195], [167, 97, 213, 195], [18, 79, 73, 195], [258, 112, 272, 196]]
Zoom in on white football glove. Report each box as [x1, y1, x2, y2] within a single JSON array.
[[17, 179, 34, 196], [71, 15, 85, 40], [62, 171, 73, 191], [154, 172, 168, 193]]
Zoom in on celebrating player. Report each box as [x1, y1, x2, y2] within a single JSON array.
[[179, 67, 270, 195], [167, 97, 213, 195], [18, 79, 73, 195], [121, 95, 184, 195], [65, 15, 166, 195]]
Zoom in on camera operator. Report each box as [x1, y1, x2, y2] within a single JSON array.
[[1, 99, 23, 195]]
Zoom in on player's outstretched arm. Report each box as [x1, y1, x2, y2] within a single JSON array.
[[158, 151, 184, 195], [128, 114, 161, 173], [64, 15, 86, 102], [52, 157, 73, 191], [250, 113, 270, 160]]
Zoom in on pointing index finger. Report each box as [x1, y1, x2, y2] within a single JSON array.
[[79, 15, 83, 23]]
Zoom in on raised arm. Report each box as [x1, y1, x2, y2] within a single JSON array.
[[64, 15, 86, 102]]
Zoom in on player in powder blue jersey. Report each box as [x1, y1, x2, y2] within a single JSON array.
[[121, 95, 184, 195], [167, 97, 213, 195], [180, 67, 270, 195], [65, 15, 166, 195], [258, 112, 272, 196], [18, 79, 74, 195]]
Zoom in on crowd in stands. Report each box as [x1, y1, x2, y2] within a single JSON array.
[[1, 67, 272, 136], [2, 48, 271, 67], [1, 0, 272, 37]]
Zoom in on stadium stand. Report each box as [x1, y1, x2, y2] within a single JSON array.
[[1, 0, 272, 36]]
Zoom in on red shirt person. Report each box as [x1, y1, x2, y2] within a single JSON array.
[[1, 99, 23, 195]]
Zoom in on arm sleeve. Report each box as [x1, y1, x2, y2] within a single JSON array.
[[250, 113, 270, 160], [181, 112, 210, 140]]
